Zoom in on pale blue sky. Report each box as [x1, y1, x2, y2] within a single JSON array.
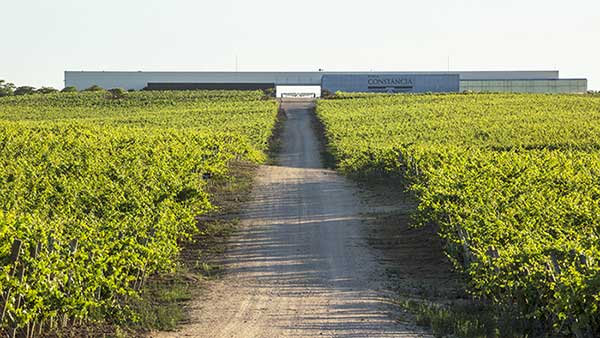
[[1, 0, 598, 89]]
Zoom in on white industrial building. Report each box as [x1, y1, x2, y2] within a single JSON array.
[[64, 70, 588, 96]]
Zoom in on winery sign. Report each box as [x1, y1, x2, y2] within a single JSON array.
[[367, 76, 414, 92]]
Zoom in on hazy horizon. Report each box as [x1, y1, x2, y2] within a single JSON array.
[[1, 0, 598, 90]]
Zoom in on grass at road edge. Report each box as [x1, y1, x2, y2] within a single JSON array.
[[266, 101, 287, 165], [308, 101, 336, 169], [395, 298, 531, 338], [137, 161, 258, 334]]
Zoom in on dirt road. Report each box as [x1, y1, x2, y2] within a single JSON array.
[[153, 100, 428, 338]]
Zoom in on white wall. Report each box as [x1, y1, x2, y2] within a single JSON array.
[[276, 85, 321, 98]]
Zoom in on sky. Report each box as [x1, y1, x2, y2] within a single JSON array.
[[1, 0, 599, 90]]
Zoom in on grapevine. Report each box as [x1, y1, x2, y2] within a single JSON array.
[[0, 90, 278, 332], [317, 93, 600, 336]]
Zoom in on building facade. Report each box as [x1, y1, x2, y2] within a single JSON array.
[[64, 70, 587, 94]]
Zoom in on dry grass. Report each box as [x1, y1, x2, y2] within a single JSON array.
[[358, 180, 533, 338]]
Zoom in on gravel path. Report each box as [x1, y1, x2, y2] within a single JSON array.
[[152, 100, 429, 338]]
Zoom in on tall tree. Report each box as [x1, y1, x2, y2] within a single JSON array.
[[0, 79, 16, 97]]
